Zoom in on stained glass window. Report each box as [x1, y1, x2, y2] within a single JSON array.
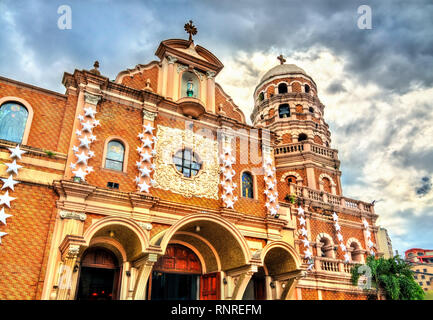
[[173, 148, 201, 178], [242, 172, 254, 199], [105, 140, 125, 171], [0, 102, 28, 143]]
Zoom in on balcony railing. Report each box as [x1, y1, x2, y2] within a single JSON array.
[[290, 184, 374, 214], [303, 257, 359, 274], [275, 142, 338, 160]]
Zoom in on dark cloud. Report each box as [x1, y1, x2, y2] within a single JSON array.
[[326, 81, 347, 94], [416, 177, 432, 197], [1, 0, 433, 96]]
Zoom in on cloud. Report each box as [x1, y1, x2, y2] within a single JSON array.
[[416, 177, 433, 197]]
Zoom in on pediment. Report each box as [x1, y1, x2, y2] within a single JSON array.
[[155, 39, 224, 75]]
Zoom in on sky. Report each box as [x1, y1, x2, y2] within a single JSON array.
[[0, 0, 432, 255]]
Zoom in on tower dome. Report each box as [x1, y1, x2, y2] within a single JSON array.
[[260, 64, 307, 83]]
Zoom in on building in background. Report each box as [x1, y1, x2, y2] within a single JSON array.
[[405, 248, 433, 294], [0, 22, 380, 300], [376, 227, 393, 259]]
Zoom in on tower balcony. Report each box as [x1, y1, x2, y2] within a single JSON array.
[[275, 141, 338, 160], [287, 183, 376, 215]]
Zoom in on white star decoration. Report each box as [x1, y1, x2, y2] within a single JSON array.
[[8, 145, 26, 159], [225, 199, 234, 209], [300, 227, 308, 237], [138, 181, 150, 193], [297, 205, 314, 271], [143, 123, 154, 134], [81, 120, 94, 132], [304, 249, 312, 259], [139, 166, 152, 177], [5, 160, 23, 175], [0, 191, 16, 208], [0, 207, 12, 225], [140, 152, 152, 162], [72, 168, 88, 181], [299, 216, 306, 226], [332, 212, 339, 221], [84, 107, 97, 118], [76, 151, 90, 165], [1, 175, 19, 191], [78, 136, 92, 149], [71, 111, 100, 186], [0, 231, 7, 244], [135, 125, 157, 194], [142, 138, 153, 148]]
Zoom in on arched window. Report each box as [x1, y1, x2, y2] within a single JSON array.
[[309, 106, 314, 113], [350, 242, 363, 262], [0, 102, 29, 143], [242, 172, 254, 199], [181, 71, 199, 99], [278, 104, 290, 118], [298, 133, 307, 142], [258, 92, 264, 101], [322, 177, 332, 193], [173, 148, 201, 178], [287, 175, 297, 184], [304, 84, 310, 94], [320, 237, 334, 258], [278, 83, 288, 94], [105, 140, 125, 171]]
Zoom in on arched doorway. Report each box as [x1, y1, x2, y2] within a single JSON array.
[[150, 244, 203, 300], [76, 247, 121, 300]]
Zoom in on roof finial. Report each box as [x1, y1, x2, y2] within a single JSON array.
[[90, 61, 101, 75], [277, 54, 286, 65], [184, 20, 197, 42]]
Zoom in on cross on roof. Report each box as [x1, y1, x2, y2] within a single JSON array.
[[277, 54, 286, 65], [184, 20, 197, 42]]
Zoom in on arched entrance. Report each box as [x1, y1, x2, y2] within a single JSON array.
[[150, 244, 202, 300], [76, 247, 121, 300], [151, 214, 252, 300]]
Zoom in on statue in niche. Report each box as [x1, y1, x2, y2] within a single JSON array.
[[186, 79, 194, 97]]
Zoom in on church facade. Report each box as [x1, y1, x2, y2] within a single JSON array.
[[0, 25, 379, 300]]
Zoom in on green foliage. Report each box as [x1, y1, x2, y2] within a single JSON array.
[[284, 193, 297, 204], [351, 255, 425, 300], [44, 150, 55, 157]]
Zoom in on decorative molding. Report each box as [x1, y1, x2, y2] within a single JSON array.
[[84, 92, 101, 105], [206, 71, 216, 79], [137, 222, 153, 231], [142, 109, 157, 121], [176, 64, 188, 74], [59, 211, 87, 221], [153, 125, 219, 199], [166, 55, 178, 64]]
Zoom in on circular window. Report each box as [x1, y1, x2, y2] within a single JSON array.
[[172, 148, 202, 178]]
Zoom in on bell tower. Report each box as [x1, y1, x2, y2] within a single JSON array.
[[251, 56, 342, 195]]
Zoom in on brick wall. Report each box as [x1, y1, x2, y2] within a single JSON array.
[[0, 183, 57, 300], [0, 80, 68, 152], [120, 65, 159, 92]]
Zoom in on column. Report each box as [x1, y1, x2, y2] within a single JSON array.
[[166, 55, 177, 100], [132, 253, 158, 300], [206, 71, 216, 113]]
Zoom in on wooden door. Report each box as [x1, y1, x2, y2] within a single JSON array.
[[200, 272, 220, 300]]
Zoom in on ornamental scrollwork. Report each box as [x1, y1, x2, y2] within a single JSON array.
[[153, 125, 219, 199]]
